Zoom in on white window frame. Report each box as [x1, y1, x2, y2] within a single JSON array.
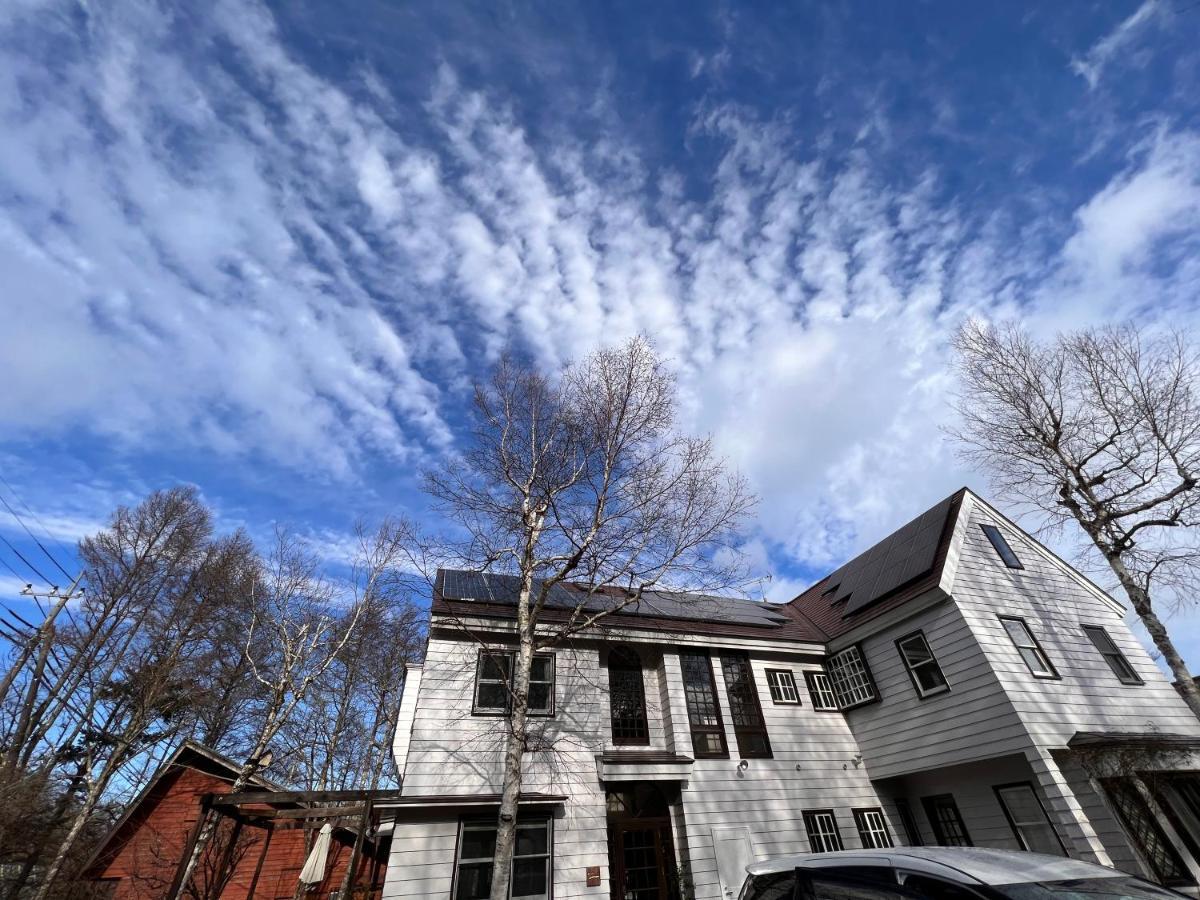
[[765, 669, 801, 704], [998, 616, 1058, 679], [472, 650, 556, 716], [803, 809, 844, 853], [895, 631, 949, 698], [853, 808, 894, 849], [452, 817, 553, 900], [804, 671, 839, 711], [826, 645, 877, 709]]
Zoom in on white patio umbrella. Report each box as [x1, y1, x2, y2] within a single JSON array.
[[298, 823, 333, 886]]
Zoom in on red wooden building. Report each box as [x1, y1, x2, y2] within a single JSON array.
[[84, 741, 391, 899]]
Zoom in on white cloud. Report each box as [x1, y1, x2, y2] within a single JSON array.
[[1070, 0, 1160, 90]]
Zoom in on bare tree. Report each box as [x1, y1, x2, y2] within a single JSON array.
[[952, 321, 1200, 717], [168, 529, 372, 900], [423, 336, 755, 900]]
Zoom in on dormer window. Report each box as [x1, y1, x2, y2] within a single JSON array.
[[608, 647, 649, 745], [981, 524, 1024, 569]]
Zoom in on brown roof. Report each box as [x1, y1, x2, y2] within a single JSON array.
[[784, 488, 966, 641]]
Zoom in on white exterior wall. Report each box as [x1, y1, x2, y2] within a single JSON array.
[[950, 498, 1200, 746]]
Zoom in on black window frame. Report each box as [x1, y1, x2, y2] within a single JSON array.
[[804, 670, 839, 712], [450, 814, 554, 900], [895, 630, 950, 699], [997, 615, 1059, 679], [765, 668, 801, 705], [720, 651, 773, 759], [854, 807, 895, 849], [680, 650, 729, 759], [1101, 777, 1194, 886], [981, 523, 1024, 569], [826, 644, 879, 710], [895, 799, 922, 846], [1082, 624, 1143, 685], [802, 809, 844, 853], [471, 649, 556, 717], [922, 794, 972, 847], [607, 646, 650, 746], [993, 781, 1066, 856]]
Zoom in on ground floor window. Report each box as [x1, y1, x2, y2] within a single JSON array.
[[894, 799, 922, 846], [854, 808, 894, 849], [803, 809, 844, 853], [994, 782, 1065, 856], [922, 794, 971, 847], [453, 817, 553, 900], [1103, 778, 1193, 887]]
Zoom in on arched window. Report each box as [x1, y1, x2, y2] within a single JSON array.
[[608, 647, 649, 745]]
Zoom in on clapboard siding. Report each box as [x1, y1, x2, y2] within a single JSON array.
[[837, 598, 1028, 781], [950, 502, 1200, 746]]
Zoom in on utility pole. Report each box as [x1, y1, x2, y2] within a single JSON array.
[[0, 575, 84, 778]]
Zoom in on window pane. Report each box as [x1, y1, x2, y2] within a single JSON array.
[[482, 653, 512, 680], [1002, 618, 1031, 646], [997, 785, 1064, 856], [695, 732, 724, 754], [460, 827, 497, 861], [899, 636, 933, 666], [982, 524, 1023, 568], [515, 824, 548, 857], [455, 862, 492, 899], [681, 652, 727, 756], [916, 664, 948, 693], [828, 646, 877, 707], [747, 872, 796, 900], [511, 858, 548, 898], [476, 683, 509, 710], [530, 655, 551, 681], [528, 683, 551, 712]]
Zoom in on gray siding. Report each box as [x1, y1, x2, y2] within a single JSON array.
[[950, 500, 1200, 746], [835, 598, 1028, 781]]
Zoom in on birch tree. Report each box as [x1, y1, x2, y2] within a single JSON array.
[[953, 321, 1200, 716], [424, 336, 755, 900]]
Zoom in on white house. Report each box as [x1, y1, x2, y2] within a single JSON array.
[[378, 488, 1200, 900]]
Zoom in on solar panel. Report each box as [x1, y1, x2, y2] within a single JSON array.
[[835, 494, 955, 617], [435, 569, 789, 628]]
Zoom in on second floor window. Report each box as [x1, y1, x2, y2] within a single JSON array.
[[765, 669, 800, 704], [721, 652, 772, 758], [895, 631, 949, 698], [804, 671, 839, 711], [608, 647, 649, 745], [826, 645, 878, 709], [680, 651, 728, 758], [1082, 625, 1143, 685], [998, 616, 1058, 678], [472, 650, 555, 716]]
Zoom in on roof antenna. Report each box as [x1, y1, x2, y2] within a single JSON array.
[[749, 573, 772, 602]]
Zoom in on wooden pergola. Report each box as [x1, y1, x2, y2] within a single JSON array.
[[166, 788, 403, 898]]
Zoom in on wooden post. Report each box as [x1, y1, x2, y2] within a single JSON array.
[[246, 825, 274, 899], [215, 815, 246, 894], [166, 794, 214, 900], [343, 799, 373, 898]]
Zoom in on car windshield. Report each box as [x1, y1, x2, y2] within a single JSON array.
[[990, 876, 1183, 900]]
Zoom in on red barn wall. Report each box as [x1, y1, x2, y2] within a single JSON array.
[[88, 763, 386, 899]]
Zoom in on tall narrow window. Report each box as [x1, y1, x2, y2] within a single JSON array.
[[1083, 625, 1143, 685], [472, 650, 555, 716], [803, 810, 844, 853], [995, 783, 1065, 856], [853, 808, 894, 849], [1102, 778, 1193, 886], [804, 671, 839, 711], [721, 652, 772, 759], [826, 645, 878, 709], [981, 524, 1024, 569], [895, 631, 949, 698], [765, 669, 800, 704], [453, 817, 552, 900], [608, 647, 649, 745], [680, 651, 728, 758], [923, 794, 972, 846], [895, 799, 922, 846], [998, 616, 1058, 678]]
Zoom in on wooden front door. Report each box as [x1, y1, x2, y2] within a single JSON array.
[[611, 819, 676, 900]]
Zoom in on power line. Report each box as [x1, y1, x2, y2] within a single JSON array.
[[0, 476, 77, 582], [0, 531, 53, 587]]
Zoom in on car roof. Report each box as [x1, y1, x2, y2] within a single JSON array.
[[745, 848, 1125, 886]]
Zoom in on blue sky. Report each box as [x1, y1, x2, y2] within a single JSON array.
[[2, 1, 1200, 662]]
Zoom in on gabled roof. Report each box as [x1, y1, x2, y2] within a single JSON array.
[[432, 569, 824, 643], [785, 488, 966, 640]]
